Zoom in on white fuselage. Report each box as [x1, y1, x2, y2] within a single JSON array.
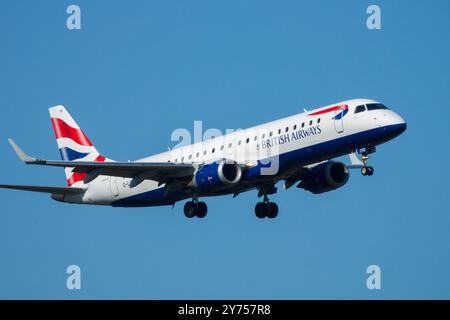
[[66, 98, 406, 206]]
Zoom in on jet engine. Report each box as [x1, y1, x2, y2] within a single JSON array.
[[191, 160, 242, 190], [298, 161, 349, 194]]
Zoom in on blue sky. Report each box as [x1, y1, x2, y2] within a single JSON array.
[[0, 0, 449, 299]]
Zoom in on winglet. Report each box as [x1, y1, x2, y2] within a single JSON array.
[[8, 139, 37, 163]]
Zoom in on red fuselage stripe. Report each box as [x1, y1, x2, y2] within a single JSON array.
[[308, 104, 348, 116]]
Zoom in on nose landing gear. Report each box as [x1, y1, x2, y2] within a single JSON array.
[[361, 165, 374, 176], [360, 147, 375, 176]]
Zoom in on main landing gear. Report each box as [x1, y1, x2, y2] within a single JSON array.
[[184, 196, 208, 219], [255, 194, 278, 219], [360, 146, 375, 176]]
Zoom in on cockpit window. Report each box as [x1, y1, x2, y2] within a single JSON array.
[[366, 103, 388, 111], [355, 105, 366, 114]]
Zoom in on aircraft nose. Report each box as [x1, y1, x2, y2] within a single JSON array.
[[386, 111, 407, 137], [392, 112, 406, 131], [393, 121, 407, 136]]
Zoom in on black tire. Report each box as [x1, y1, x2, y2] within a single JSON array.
[[183, 201, 196, 218], [361, 167, 367, 176], [367, 166, 374, 176], [267, 202, 279, 219], [255, 202, 267, 219], [196, 202, 208, 218]]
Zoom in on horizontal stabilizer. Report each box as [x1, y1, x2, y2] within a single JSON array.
[[0, 184, 85, 195]]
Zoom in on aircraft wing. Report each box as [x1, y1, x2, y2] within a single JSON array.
[[8, 139, 195, 184]]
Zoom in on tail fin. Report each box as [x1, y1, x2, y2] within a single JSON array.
[[49, 105, 106, 187]]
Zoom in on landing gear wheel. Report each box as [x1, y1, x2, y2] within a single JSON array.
[[183, 201, 196, 218], [267, 202, 278, 219], [361, 166, 374, 176], [255, 202, 279, 219], [359, 147, 375, 177], [361, 167, 368, 176], [196, 202, 208, 218], [255, 202, 268, 219]]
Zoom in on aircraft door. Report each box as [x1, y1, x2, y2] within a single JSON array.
[[334, 110, 344, 133], [110, 176, 119, 197]]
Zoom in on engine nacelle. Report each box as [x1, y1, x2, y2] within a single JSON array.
[[298, 161, 349, 194], [191, 160, 242, 190]]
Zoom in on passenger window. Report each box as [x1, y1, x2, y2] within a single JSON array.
[[203, 150, 207, 155], [220, 145, 224, 151], [278, 129, 281, 134], [174, 158, 177, 163], [309, 120, 312, 126], [181, 156, 184, 162], [188, 155, 192, 160], [238, 140, 241, 146], [293, 124, 297, 130], [196, 152, 199, 158], [317, 118, 321, 124], [254, 136, 257, 141], [269, 131, 273, 137], [355, 105, 366, 114], [228, 143, 232, 148], [246, 138, 249, 143], [262, 133, 265, 139], [212, 148, 215, 153], [285, 127, 289, 132], [301, 122, 305, 128]]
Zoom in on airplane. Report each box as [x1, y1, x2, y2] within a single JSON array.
[[0, 98, 406, 219]]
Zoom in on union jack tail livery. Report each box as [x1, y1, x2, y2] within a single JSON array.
[[49, 106, 106, 187]]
